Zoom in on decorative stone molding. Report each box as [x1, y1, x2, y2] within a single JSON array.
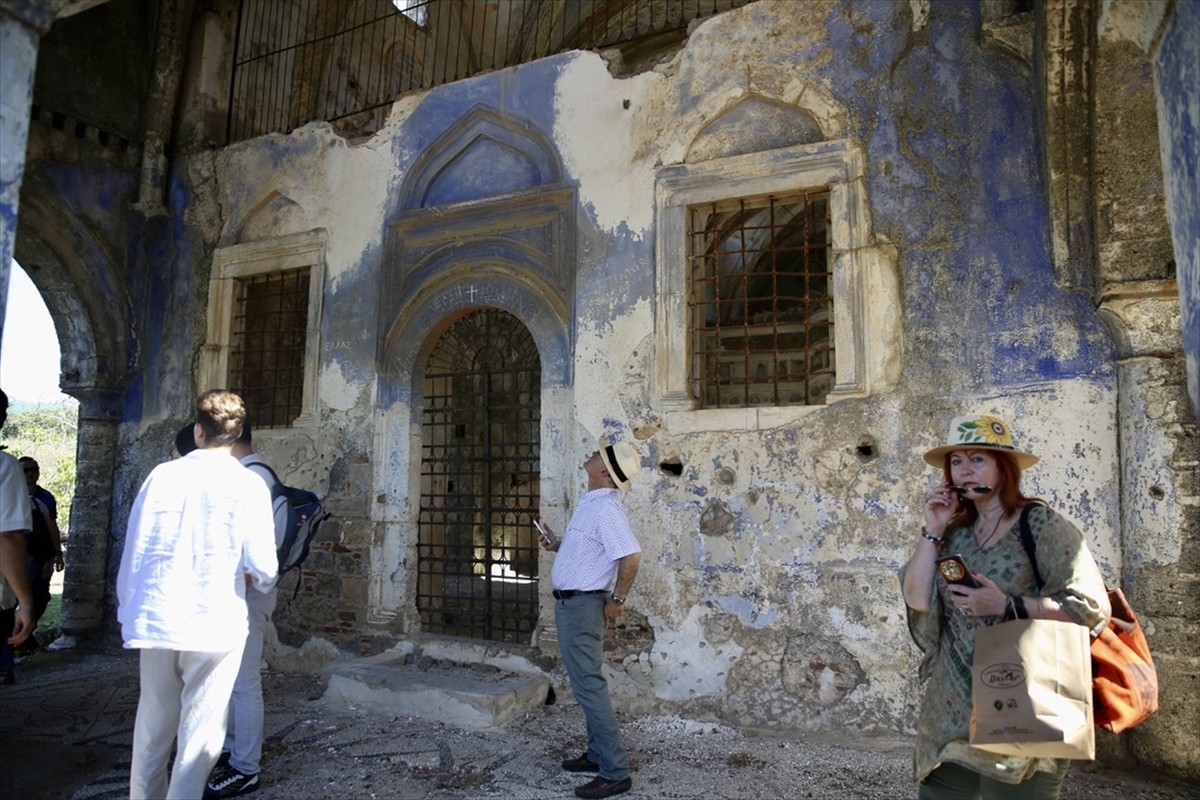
[[654, 140, 902, 431], [199, 230, 327, 428]]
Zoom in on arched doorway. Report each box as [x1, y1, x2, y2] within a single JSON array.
[[416, 308, 541, 643]]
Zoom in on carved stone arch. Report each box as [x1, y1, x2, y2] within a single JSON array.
[[380, 268, 571, 408], [381, 107, 576, 357], [396, 105, 565, 211], [235, 190, 310, 243], [687, 93, 826, 163]]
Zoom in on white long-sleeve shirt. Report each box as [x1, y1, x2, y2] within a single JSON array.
[[117, 448, 278, 652]]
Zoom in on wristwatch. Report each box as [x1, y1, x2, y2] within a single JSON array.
[[610, 595, 626, 606]]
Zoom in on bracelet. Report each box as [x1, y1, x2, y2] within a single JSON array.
[[920, 527, 944, 545], [1004, 595, 1018, 621], [1013, 595, 1029, 619]]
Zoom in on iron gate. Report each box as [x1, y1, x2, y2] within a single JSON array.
[[416, 309, 541, 642]]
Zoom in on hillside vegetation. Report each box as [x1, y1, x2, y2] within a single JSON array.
[[1, 400, 78, 534]]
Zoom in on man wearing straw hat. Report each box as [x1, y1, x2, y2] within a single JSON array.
[[538, 437, 642, 799]]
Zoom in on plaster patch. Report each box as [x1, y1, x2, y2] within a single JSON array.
[[554, 54, 661, 235], [319, 357, 366, 411], [646, 606, 744, 701]]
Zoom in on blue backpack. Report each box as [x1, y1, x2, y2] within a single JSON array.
[[246, 461, 331, 597]]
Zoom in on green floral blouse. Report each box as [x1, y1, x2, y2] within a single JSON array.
[[900, 504, 1110, 785]]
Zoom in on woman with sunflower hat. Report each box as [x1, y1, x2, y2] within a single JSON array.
[[900, 414, 1110, 799]]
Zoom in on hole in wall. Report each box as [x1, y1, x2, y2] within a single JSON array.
[[1149, 486, 1165, 500], [659, 459, 683, 476], [855, 437, 878, 462]]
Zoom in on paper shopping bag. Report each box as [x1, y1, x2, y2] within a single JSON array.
[[970, 619, 1095, 759]]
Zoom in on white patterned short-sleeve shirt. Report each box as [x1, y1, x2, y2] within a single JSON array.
[[551, 488, 640, 592]]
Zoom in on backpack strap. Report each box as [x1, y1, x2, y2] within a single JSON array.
[[1016, 503, 1046, 592], [245, 460, 283, 497]]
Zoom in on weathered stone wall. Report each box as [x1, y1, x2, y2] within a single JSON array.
[[194, 0, 1125, 735], [8, 0, 1198, 783]]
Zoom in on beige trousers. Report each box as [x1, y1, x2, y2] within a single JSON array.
[[129, 645, 244, 800]]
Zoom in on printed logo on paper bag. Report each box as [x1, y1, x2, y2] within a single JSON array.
[[981, 663, 1025, 689]]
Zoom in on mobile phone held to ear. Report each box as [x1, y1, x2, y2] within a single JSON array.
[[935, 554, 981, 589], [534, 519, 556, 547]]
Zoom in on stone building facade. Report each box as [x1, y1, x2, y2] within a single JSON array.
[[0, 0, 1196, 783]]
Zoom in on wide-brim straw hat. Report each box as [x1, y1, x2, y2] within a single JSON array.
[[923, 414, 1039, 470], [598, 438, 641, 490]]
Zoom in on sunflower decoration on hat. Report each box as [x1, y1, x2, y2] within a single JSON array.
[[922, 413, 1039, 469]]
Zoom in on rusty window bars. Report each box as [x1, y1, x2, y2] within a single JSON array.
[[687, 190, 834, 409], [229, 267, 310, 428]]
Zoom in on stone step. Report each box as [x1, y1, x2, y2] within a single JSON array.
[[324, 656, 550, 729]]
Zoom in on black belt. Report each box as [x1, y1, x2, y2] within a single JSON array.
[[552, 589, 608, 600]]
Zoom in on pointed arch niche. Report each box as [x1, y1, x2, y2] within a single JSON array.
[[370, 106, 576, 629]]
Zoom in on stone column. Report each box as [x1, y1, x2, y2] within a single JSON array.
[[57, 388, 122, 640], [0, 0, 63, 345]]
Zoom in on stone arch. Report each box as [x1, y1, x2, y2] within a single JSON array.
[[14, 191, 132, 393], [235, 190, 310, 243], [380, 266, 571, 404], [686, 93, 826, 163], [12, 183, 132, 640]]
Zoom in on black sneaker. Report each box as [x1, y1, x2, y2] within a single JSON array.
[[204, 763, 260, 798], [562, 752, 600, 773]]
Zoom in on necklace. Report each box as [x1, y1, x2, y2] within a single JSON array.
[[975, 512, 1006, 549]]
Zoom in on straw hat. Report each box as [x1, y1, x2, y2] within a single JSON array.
[[922, 414, 1039, 469], [598, 439, 641, 491]]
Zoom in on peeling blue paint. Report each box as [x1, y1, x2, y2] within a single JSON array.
[[713, 594, 780, 628]]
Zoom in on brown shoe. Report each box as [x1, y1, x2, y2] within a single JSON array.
[[562, 752, 600, 772], [574, 776, 632, 799]]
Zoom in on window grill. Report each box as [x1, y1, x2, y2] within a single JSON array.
[[229, 268, 310, 427], [417, 309, 541, 644], [688, 190, 833, 408], [228, 0, 757, 143]]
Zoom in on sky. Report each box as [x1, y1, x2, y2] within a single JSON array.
[[1, 260, 72, 404]]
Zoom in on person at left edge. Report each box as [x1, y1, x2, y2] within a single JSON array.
[[0, 388, 35, 685], [118, 390, 278, 800]]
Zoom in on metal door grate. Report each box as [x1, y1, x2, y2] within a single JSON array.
[[417, 309, 541, 643]]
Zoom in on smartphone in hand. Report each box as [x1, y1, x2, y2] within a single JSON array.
[[534, 519, 556, 547], [935, 554, 981, 589]]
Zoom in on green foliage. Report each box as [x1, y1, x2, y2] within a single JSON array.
[[1, 401, 78, 534]]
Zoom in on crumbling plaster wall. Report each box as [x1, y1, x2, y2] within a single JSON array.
[[190, 0, 1129, 731], [102, 0, 1188, 769]]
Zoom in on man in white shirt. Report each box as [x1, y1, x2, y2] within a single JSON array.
[[539, 438, 642, 800], [0, 388, 35, 682], [118, 390, 278, 800]]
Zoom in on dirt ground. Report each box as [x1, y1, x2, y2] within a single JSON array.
[[1, 642, 1195, 800]]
